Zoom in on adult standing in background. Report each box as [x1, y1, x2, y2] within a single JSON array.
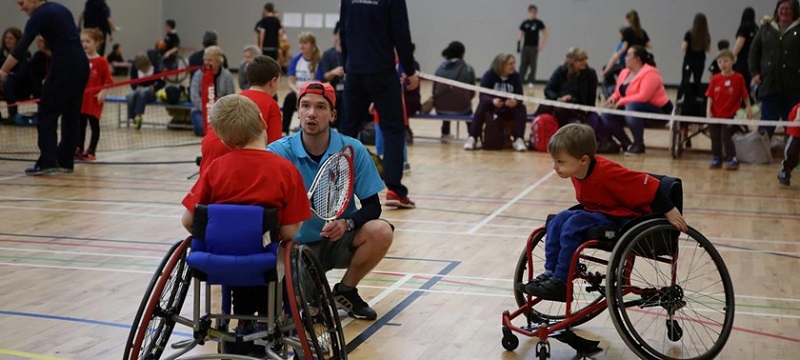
[[79, 0, 113, 55], [749, 0, 800, 137], [317, 22, 344, 127], [600, 10, 651, 79], [339, 0, 419, 209], [255, 2, 283, 61], [734, 7, 759, 99], [0, 0, 89, 175], [517, 4, 547, 88], [676, 13, 710, 101]]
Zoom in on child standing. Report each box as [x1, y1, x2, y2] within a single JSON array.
[[778, 103, 800, 186], [78, 28, 113, 161], [705, 49, 752, 170], [517, 124, 687, 301]]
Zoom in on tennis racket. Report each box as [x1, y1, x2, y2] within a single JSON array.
[[307, 145, 355, 221]]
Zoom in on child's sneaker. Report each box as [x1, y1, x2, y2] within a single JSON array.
[[778, 169, 791, 186], [385, 190, 415, 209], [333, 284, 377, 320], [403, 162, 411, 174], [725, 158, 739, 170], [709, 158, 722, 169], [513, 137, 527, 152], [133, 115, 143, 130], [516, 272, 553, 294], [528, 276, 568, 302]]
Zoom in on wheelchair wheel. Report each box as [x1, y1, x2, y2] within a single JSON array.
[[513, 228, 605, 327], [124, 238, 192, 360], [670, 119, 683, 159], [165, 56, 190, 84], [606, 219, 735, 360], [290, 243, 347, 360]]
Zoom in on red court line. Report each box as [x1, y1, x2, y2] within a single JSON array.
[[0, 238, 166, 253]]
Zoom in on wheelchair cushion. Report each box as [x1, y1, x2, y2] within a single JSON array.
[[186, 204, 281, 286]]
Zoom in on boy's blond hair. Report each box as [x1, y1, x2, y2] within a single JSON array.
[[547, 123, 597, 159], [210, 95, 264, 149], [716, 49, 736, 62]]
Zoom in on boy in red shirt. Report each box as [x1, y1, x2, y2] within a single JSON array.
[[181, 94, 310, 324], [705, 49, 752, 170], [198, 55, 282, 177], [517, 124, 687, 301], [778, 103, 800, 186], [77, 28, 113, 161]]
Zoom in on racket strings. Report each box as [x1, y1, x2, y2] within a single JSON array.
[[311, 155, 353, 220]]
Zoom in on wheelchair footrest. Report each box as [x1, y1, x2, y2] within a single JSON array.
[[552, 329, 602, 356]]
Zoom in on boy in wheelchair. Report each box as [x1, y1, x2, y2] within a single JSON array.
[[517, 123, 687, 301], [181, 94, 311, 333]]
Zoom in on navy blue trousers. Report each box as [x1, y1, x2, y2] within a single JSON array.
[[341, 70, 408, 197], [544, 209, 622, 281]]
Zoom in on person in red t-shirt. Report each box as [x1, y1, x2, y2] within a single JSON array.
[[778, 103, 800, 186], [705, 49, 753, 170], [517, 123, 687, 302], [77, 28, 113, 161], [197, 55, 283, 177], [181, 94, 311, 321]]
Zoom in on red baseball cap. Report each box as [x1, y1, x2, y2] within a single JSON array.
[[298, 81, 336, 108]]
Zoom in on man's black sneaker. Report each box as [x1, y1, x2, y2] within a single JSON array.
[[333, 284, 377, 320]]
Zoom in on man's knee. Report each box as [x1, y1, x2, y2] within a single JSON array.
[[358, 220, 393, 251]]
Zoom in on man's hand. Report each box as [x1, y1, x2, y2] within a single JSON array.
[[492, 98, 504, 108], [320, 219, 348, 241], [506, 98, 519, 108], [558, 94, 573, 102], [751, 74, 761, 86], [665, 207, 688, 233], [406, 73, 419, 91]]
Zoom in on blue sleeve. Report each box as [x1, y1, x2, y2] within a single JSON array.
[[391, 0, 415, 77], [287, 54, 301, 76], [349, 140, 385, 199]]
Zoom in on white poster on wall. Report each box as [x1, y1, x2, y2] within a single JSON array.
[[304, 13, 324, 28], [283, 12, 303, 28], [325, 13, 340, 28]]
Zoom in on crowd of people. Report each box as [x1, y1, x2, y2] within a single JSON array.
[[1, 2, 798, 350]]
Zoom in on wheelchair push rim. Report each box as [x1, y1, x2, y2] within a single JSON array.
[[606, 219, 735, 360], [513, 228, 606, 327], [125, 237, 193, 360]]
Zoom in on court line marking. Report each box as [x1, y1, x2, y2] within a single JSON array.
[[467, 171, 555, 234], [339, 274, 414, 329], [0, 205, 179, 218], [0, 247, 165, 259], [0, 174, 25, 182], [0, 348, 66, 360], [0, 195, 177, 208]]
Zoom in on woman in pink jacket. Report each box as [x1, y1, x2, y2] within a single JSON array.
[[599, 45, 672, 154]]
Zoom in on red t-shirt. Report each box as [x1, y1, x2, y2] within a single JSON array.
[[241, 89, 283, 143], [572, 156, 661, 218], [789, 103, 800, 138], [182, 149, 311, 226], [705, 72, 749, 119], [81, 56, 113, 118]]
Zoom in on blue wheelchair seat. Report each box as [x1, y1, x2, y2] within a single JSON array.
[[186, 204, 280, 286]]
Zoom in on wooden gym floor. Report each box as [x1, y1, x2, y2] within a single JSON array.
[[0, 84, 798, 359]]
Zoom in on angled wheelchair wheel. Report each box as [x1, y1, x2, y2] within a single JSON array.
[[291, 243, 347, 360], [513, 228, 605, 327], [124, 238, 192, 360], [606, 219, 735, 360], [165, 56, 190, 84]]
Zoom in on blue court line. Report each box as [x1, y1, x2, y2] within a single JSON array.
[[345, 259, 461, 353], [0, 309, 192, 338]]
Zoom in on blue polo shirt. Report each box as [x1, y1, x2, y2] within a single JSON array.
[[268, 130, 385, 244]]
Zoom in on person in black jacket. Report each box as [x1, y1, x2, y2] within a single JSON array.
[[749, 0, 800, 137], [1, 0, 89, 175], [339, 0, 419, 209], [541, 47, 598, 127]]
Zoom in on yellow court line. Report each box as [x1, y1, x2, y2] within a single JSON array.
[[0, 348, 67, 360]]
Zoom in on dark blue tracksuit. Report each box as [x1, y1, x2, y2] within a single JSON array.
[[339, 0, 415, 197], [13, 2, 89, 170]]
